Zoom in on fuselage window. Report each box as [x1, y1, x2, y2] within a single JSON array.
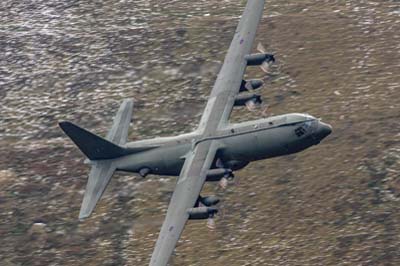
[[295, 126, 306, 137]]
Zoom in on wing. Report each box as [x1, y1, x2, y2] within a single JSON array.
[[149, 141, 220, 266], [198, 0, 266, 132], [150, 1, 266, 265]]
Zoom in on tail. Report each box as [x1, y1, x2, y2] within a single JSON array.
[[59, 99, 141, 219], [58, 122, 130, 160], [59, 99, 134, 160]]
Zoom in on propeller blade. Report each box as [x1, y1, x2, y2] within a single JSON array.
[[245, 81, 254, 92], [207, 217, 216, 230], [261, 103, 269, 117], [219, 177, 228, 189], [245, 100, 257, 111], [257, 42, 266, 53], [260, 61, 271, 73], [233, 175, 241, 186]]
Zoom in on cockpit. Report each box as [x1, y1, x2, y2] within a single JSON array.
[[282, 113, 317, 138], [294, 120, 313, 137], [285, 113, 316, 124], [287, 113, 331, 142]]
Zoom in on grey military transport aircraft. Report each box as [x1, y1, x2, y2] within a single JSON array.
[[59, 0, 332, 265]]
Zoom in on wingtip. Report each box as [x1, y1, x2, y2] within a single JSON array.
[[58, 121, 67, 127], [58, 121, 74, 132], [122, 98, 134, 104], [79, 210, 91, 221]]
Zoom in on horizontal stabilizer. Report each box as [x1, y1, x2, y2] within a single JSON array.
[[59, 122, 129, 160], [79, 160, 116, 219]]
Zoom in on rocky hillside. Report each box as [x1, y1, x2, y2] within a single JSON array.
[[1, 0, 399, 265]]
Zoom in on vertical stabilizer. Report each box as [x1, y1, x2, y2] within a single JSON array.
[[106, 99, 133, 145]]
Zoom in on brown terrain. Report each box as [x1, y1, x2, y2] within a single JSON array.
[[1, 0, 399, 265]]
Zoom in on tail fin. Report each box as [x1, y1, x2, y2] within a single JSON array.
[[59, 99, 135, 219], [59, 99, 134, 160], [59, 122, 129, 160], [106, 99, 133, 145]]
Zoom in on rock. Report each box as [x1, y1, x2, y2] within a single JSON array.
[[0, 169, 15, 185], [176, 28, 187, 37]]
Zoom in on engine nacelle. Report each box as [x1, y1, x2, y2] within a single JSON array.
[[240, 79, 264, 92], [200, 196, 220, 207], [187, 207, 218, 220], [245, 53, 275, 66], [234, 94, 262, 106], [206, 168, 232, 182]]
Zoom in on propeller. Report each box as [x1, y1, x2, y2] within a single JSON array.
[[245, 94, 263, 112], [250, 101, 270, 117], [244, 81, 255, 92], [218, 170, 234, 189], [219, 177, 229, 189], [245, 99, 258, 112], [207, 215, 216, 230], [257, 42, 267, 53], [214, 159, 235, 190], [260, 102, 269, 117], [207, 203, 229, 230], [256, 42, 276, 73]]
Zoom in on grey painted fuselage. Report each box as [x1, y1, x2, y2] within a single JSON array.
[[115, 113, 331, 177]]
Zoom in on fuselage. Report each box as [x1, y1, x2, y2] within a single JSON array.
[[115, 113, 331, 176]]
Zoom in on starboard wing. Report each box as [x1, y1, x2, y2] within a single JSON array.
[[150, 1, 266, 265], [149, 141, 220, 266], [197, 0, 266, 132]]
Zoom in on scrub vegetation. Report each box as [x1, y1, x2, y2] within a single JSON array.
[[0, 0, 399, 265]]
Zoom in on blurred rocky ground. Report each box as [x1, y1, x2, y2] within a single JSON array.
[[0, 0, 399, 265]]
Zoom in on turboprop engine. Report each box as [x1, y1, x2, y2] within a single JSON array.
[[240, 79, 264, 92], [234, 93, 262, 111], [234, 94, 262, 106], [187, 207, 218, 220], [245, 43, 276, 73], [245, 53, 275, 66], [206, 168, 235, 189], [199, 195, 220, 207], [206, 168, 233, 182]]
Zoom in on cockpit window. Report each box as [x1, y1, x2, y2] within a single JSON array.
[[304, 121, 313, 129], [295, 126, 306, 137]]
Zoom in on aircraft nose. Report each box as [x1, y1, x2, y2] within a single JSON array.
[[313, 121, 332, 141]]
